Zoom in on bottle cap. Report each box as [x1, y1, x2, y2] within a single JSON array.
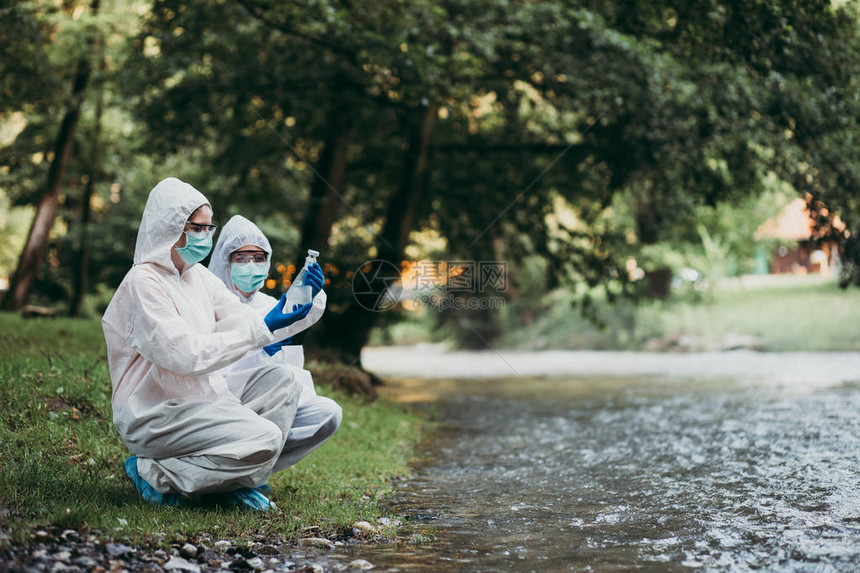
[[307, 249, 320, 259]]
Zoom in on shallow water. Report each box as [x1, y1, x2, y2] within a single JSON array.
[[346, 375, 860, 572]]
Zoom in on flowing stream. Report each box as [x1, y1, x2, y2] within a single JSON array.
[[342, 370, 860, 572]]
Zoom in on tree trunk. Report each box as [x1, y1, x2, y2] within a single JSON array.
[[295, 113, 351, 261], [2, 0, 99, 312], [329, 103, 437, 366], [69, 49, 104, 317], [378, 104, 437, 261], [644, 268, 672, 299], [635, 194, 672, 300], [495, 236, 530, 325], [289, 110, 351, 347]]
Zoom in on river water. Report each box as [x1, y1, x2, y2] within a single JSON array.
[[344, 368, 860, 572]]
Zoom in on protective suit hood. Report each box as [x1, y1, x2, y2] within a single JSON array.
[[208, 215, 272, 297], [134, 177, 210, 269]]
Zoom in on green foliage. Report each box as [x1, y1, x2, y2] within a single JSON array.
[[3, 0, 860, 346], [0, 313, 427, 542]]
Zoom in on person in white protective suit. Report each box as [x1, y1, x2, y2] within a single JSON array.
[[101, 177, 321, 511], [207, 215, 341, 472]]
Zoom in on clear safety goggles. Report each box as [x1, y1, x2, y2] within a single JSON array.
[[230, 250, 268, 264], [184, 221, 218, 234]]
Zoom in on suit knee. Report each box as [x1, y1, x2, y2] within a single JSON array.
[[274, 364, 301, 399], [321, 401, 342, 439], [331, 403, 343, 429], [263, 363, 296, 386], [247, 420, 284, 464], [260, 364, 300, 403]]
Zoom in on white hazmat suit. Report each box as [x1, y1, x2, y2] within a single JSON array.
[[102, 178, 307, 496], [208, 215, 342, 471]]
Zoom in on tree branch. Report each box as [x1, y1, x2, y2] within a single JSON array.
[[434, 142, 588, 153], [234, 0, 358, 63]]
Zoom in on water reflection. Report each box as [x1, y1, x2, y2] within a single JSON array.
[[346, 375, 860, 571]]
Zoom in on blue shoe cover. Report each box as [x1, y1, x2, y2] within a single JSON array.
[[124, 456, 181, 506], [224, 487, 272, 511], [255, 483, 271, 494]]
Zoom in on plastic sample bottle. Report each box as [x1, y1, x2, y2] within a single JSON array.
[[284, 249, 320, 310]]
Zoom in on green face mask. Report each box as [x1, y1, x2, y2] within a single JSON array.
[[231, 262, 269, 293], [176, 231, 213, 265]]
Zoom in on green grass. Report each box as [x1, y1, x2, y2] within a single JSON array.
[[655, 280, 860, 351], [0, 313, 427, 545], [500, 279, 860, 352]]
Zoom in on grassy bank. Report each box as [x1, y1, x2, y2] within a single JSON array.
[[0, 313, 426, 545], [500, 278, 860, 352]]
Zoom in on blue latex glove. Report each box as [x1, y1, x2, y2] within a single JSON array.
[[124, 456, 182, 506], [263, 337, 293, 356], [223, 487, 273, 511], [263, 294, 312, 332], [304, 262, 324, 298]]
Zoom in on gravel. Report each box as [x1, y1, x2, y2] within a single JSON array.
[[0, 527, 376, 573]]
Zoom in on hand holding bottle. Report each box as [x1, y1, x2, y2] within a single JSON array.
[[284, 249, 320, 308], [263, 294, 312, 332], [304, 263, 324, 298]]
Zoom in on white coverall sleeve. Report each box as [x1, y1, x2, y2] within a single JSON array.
[[131, 275, 274, 376], [263, 290, 327, 341]]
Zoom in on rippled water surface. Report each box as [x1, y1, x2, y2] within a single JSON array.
[[346, 375, 860, 572]]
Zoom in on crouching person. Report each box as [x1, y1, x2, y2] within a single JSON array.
[[102, 178, 315, 510], [208, 215, 342, 474]]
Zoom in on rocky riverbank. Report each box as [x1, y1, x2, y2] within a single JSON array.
[[0, 524, 389, 572]]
